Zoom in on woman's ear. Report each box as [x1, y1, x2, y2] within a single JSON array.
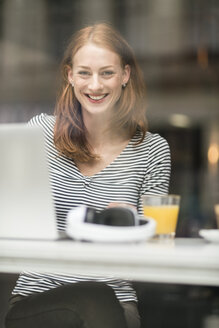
[[122, 65, 131, 85], [67, 69, 74, 85]]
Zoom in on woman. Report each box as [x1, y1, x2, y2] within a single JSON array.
[[5, 23, 171, 328]]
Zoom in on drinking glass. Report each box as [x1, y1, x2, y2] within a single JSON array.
[[215, 204, 219, 229], [142, 194, 180, 239]]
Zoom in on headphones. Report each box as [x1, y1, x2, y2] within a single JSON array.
[[66, 206, 156, 243]]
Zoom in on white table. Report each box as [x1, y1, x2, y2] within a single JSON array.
[[0, 238, 219, 286]]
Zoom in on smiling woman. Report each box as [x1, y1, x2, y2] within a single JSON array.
[[54, 23, 147, 163], [5, 23, 171, 328]]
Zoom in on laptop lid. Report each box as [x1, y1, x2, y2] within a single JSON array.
[[0, 123, 60, 240]]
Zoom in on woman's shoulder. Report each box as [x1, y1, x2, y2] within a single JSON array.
[[29, 113, 55, 126], [135, 130, 170, 149], [28, 113, 55, 134]]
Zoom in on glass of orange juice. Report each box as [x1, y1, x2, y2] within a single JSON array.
[[142, 194, 180, 239], [215, 204, 219, 229]]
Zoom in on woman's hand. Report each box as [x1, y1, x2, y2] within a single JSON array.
[[107, 202, 137, 211]]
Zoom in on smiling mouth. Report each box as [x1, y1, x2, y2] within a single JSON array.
[[86, 94, 108, 101]]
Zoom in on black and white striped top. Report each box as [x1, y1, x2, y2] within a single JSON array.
[[12, 113, 171, 302]]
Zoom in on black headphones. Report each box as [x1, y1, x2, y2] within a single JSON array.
[[84, 207, 139, 226], [66, 205, 156, 242]]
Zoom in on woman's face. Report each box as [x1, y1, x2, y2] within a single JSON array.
[[68, 43, 130, 117]]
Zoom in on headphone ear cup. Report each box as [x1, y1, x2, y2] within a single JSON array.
[[98, 207, 137, 226], [84, 208, 99, 223]]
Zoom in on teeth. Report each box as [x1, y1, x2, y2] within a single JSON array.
[[88, 94, 106, 100]]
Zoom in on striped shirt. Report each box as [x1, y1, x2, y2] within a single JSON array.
[[12, 113, 171, 302]]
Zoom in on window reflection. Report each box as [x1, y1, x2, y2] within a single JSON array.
[[0, 0, 218, 235]]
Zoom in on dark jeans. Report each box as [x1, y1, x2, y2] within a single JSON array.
[[5, 282, 140, 328]]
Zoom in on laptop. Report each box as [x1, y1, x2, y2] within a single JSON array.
[[0, 123, 60, 240]]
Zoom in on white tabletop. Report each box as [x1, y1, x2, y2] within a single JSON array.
[[0, 238, 219, 286]]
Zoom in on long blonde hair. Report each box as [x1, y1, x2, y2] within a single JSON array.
[[54, 23, 147, 162]]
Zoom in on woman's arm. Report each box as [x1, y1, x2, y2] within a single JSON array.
[[141, 134, 171, 196]]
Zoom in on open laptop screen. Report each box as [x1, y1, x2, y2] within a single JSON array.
[[0, 124, 59, 240]]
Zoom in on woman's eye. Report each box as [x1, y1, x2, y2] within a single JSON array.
[[78, 71, 90, 76], [101, 71, 114, 77]]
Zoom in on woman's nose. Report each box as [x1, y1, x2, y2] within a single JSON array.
[[88, 75, 103, 91]]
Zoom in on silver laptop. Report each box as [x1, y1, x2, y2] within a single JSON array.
[[0, 123, 61, 240]]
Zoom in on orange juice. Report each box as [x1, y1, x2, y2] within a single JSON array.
[[144, 205, 179, 235], [215, 205, 219, 229]]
